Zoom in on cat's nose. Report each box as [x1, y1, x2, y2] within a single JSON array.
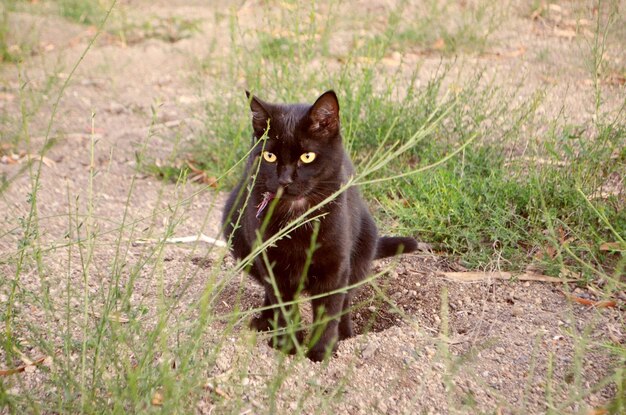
[[278, 176, 293, 187], [278, 166, 295, 187]]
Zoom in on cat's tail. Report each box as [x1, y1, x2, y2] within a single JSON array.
[[374, 236, 418, 259]]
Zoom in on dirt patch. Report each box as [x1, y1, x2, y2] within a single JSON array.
[[191, 251, 623, 413]]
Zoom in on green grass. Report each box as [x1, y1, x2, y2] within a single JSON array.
[[56, 0, 106, 25], [0, 1, 16, 62], [1, 0, 625, 413], [182, 26, 625, 276], [367, 0, 505, 55], [0, 0, 41, 63]]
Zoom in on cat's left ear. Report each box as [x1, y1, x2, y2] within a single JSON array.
[[246, 90, 271, 137], [308, 90, 340, 138]]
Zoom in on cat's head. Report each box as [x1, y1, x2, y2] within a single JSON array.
[[246, 91, 345, 212]]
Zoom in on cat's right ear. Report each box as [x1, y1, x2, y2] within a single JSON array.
[[246, 91, 270, 137], [308, 90, 340, 139]]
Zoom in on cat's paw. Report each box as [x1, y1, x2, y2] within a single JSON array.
[[249, 315, 272, 332], [306, 342, 337, 362], [338, 321, 354, 340], [269, 332, 304, 355]]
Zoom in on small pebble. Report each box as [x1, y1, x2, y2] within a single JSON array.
[[361, 342, 378, 359], [107, 102, 125, 114]]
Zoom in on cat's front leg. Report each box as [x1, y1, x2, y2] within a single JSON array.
[[250, 287, 303, 354], [249, 290, 276, 332], [338, 291, 354, 340], [307, 291, 345, 362]]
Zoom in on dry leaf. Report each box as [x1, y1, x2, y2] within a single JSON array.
[[186, 161, 218, 187], [504, 156, 569, 167], [432, 38, 445, 50], [503, 46, 526, 58], [599, 242, 625, 252], [438, 334, 468, 345], [590, 189, 622, 200], [481, 46, 527, 59], [205, 383, 229, 399], [606, 324, 623, 344], [186, 161, 200, 173], [0, 155, 17, 165], [604, 73, 625, 86], [20, 154, 56, 168], [356, 56, 375, 65], [554, 28, 576, 39], [89, 310, 130, 323], [540, 75, 558, 84], [562, 292, 617, 308], [559, 267, 579, 280], [440, 271, 576, 283], [536, 245, 557, 260], [0, 356, 47, 377], [0, 92, 15, 101], [151, 390, 164, 406], [547, 4, 563, 13], [1, 153, 56, 167], [530, 6, 544, 20], [587, 408, 608, 415]]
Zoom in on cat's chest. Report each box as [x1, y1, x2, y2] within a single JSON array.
[[266, 216, 348, 279], [268, 226, 317, 264]]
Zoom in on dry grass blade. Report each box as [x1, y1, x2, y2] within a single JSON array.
[[589, 190, 622, 200], [554, 28, 576, 39], [88, 310, 130, 323], [440, 271, 578, 283], [1, 153, 56, 167], [586, 407, 608, 415], [504, 156, 569, 167], [481, 46, 526, 59], [205, 382, 230, 399], [133, 233, 227, 248], [23, 154, 56, 168], [0, 356, 47, 377]]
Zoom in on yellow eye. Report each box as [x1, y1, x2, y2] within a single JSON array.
[[262, 151, 277, 163], [300, 152, 316, 163]]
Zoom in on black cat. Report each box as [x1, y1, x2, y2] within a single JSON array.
[[222, 90, 417, 361]]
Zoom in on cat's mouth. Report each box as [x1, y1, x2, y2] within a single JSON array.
[[256, 189, 309, 219], [255, 191, 275, 219]]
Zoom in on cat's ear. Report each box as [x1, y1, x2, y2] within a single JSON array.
[[308, 90, 340, 138], [246, 91, 271, 137]]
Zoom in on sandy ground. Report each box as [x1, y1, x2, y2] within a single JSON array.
[[1, 1, 624, 413]]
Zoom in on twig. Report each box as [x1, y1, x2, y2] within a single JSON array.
[[133, 233, 227, 248]]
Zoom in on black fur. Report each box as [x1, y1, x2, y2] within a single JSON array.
[[222, 90, 417, 361]]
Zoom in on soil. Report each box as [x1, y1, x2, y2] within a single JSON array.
[[1, 1, 624, 414]]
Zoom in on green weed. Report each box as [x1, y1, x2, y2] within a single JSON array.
[[56, 0, 106, 25]]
